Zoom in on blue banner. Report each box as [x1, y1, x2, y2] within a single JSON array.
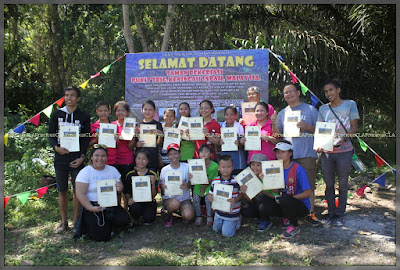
[[125, 49, 269, 121]]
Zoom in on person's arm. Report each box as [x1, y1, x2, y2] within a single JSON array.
[[271, 111, 282, 134], [75, 182, 103, 212], [292, 189, 312, 200], [156, 122, 164, 147], [150, 175, 158, 199]]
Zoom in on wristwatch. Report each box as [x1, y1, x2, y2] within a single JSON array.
[[80, 154, 86, 159]]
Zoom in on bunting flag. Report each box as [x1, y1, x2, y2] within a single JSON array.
[[30, 196, 39, 200], [281, 63, 290, 72], [37, 186, 49, 199], [80, 79, 90, 89], [311, 93, 319, 107], [13, 124, 25, 134], [16, 191, 31, 205], [289, 71, 297, 83], [28, 113, 41, 126], [55, 97, 65, 107], [299, 82, 308, 95], [357, 137, 368, 152], [356, 185, 368, 197], [4, 133, 9, 146], [116, 53, 126, 62], [374, 154, 385, 168], [43, 104, 54, 118], [393, 169, 396, 178], [4, 197, 10, 209], [90, 72, 101, 79], [102, 64, 112, 74], [372, 173, 386, 187]]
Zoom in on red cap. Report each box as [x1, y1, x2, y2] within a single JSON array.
[[167, 143, 180, 152]]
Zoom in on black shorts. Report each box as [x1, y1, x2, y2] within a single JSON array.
[[55, 168, 81, 192]]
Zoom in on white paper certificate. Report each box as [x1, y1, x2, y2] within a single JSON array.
[[212, 183, 233, 213], [178, 116, 190, 141], [140, 124, 157, 147], [59, 125, 80, 152], [245, 126, 261, 151], [236, 167, 263, 200], [131, 176, 152, 202], [96, 179, 118, 207], [221, 127, 238, 151], [261, 160, 285, 190], [283, 110, 301, 138], [189, 117, 205, 140], [121, 117, 136, 140], [98, 123, 117, 148], [188, 159, 208, 185], [313, 121, 336, 151], [162, 128, 181, 150], [164, 170, 183, 196], [241, 102, 257, 125]]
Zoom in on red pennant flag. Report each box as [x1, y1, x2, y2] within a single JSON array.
[[289, 71, 297, 83], [37, 187, 49, 199], [4, 197, 10, 209], [356, 185, 368, 197], [55, 97, 65, 107], [116, 54, 126, 62], [28, 113, 40, 126], [374, 154, 385, 168]]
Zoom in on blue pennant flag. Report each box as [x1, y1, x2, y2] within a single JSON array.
[[14, 124, 25, 134], [311, 93, 319, 107], [276, 54, 284, 61], [373, 173, 386, 187], [392, 169, 396, 178]]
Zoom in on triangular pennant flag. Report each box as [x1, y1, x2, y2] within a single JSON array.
[[13, 124, 25, 134], [90, 72, 101, 79], [55, 97, 65, 107], [311, 93, 318, 107], [102, 64, 112, 74], [17, 191, 31, 205], [37, 186, 49, 199], [80, 79, 90, 89], [373, 173, 386, 187], [43, 104, 54, 118], [28, 113, 40, 126], [116, 54, 126, 62], [4, 197, 10, 209], [30, 196, 39, 200], [374, 154, 385, 168], [347, 192, 352, 198], [299, 82, 308, 95], [392, 169, 396, 178], [357, 137, 368, 152], [4, 133, 9, 146], [289, 71, 297, 83], [276, 54, 284, 61], [281, 63, 290, 72], [355, 185, 368, 197]]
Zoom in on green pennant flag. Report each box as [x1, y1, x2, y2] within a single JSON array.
[[43, 104, 54, 118], [102, 64, 112, 74], [300, 82, 308, 95], [357, 137, 368, 152], [17, 191, 31, 205]]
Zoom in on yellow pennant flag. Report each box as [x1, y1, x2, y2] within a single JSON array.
[[30, 196, 39, 200], [4, 133, 9, 146], [80, 79, 90, 89], [43, 104, 54, 118], [281, 63, 290, 72]]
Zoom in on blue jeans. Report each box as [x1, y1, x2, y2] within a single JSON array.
[[213, 214, 239, 237]]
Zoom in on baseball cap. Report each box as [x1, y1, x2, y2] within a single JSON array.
[[273, 141, 293, 151], [249, 153, 268, 163], [167, 143, 180, 152]]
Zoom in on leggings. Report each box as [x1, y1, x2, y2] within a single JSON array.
[[192, 193, 212, 217]]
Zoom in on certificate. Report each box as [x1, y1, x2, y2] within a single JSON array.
[[313, 121, 336, 152], [98, 123, 117, 148], [162, 128, 181, 150], [283, 110, 301, 137], [164, 170, 183, 196], [131, 176, 152, 202], [120, 117, 136, 140], [261, 160, 285, 190], [59, 125, 80, 152], [96, 179, 118, 207], [212, 183, 233, 213], [241, 102, 257, 125], [236, 167, 263, 200], [139, 124, 157, 147], [221, 127, 238, 151], [188, 159, 208, 185], [178, 116, 190, 141], [244, 126, 261, 151], [188, 117, 205, 140]]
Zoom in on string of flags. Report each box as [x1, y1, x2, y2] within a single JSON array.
[[3, 183, 56, 209], [268, 49, 396, 182], [355, 171, 390, 197]]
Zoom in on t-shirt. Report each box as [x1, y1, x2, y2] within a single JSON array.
[[160, 162, 190, 202], [180, 140, 196, 161], [221, 121, 246, 170], [136, 119, 163, 171], [246, 120, 276, 162], [283, 162, 311, 210], [90, 120, 118, 165], [209, 175, 241, 218], [76, 165, 121, 202], [112, 120, 134, 165], [194, 119, 221, 160], [277, 103, 318, 159], [193, 160, 219, 196], [124, 168, 158, 196], [318, 100, 359, 153]]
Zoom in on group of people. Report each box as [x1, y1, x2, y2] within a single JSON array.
[[49, 78, 359, 241]]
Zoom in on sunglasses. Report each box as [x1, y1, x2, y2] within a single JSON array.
[[94, 144, 107, 149]]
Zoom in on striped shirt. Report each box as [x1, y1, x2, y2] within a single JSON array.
[[209, 175, 241, 218]]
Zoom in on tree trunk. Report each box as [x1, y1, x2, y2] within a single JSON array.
[[132, 5, 148, 52], [122, 4, 135, 53], [161, 4, 175, 52]]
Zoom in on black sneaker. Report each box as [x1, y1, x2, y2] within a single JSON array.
[[332, 215, 346, 227], [305, 213, 322, 227], [321, 214, 336, 225], [257, 220, 273, 232], [56, 222, 69, 233]]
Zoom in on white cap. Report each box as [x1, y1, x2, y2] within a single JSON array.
[[273, 141, 293, 151]]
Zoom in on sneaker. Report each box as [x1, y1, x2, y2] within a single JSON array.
[[257, 220, 273, 232], [164, 216, 173, 227], [321, 214, 337, 225], [305, 213, 322, 227], [195, 216, 203, 226], [281, 218, 290, 229], [72, 220, 79, 233], [282, 225, 300, 239], [206, 216, 213, 226], [332, 215, 346, 227], [56, 222, 69, 233]]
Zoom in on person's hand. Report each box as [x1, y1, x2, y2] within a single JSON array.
[[259, 172, 264, 179], [160, 184, 167, 191], [115, 181, 123, 192], [150, 175, 156, 185], [220, 138, 225, 145], [55, 146, 69, 155], [69, 157, 84, 168], [207, 194, 213, 202], [227, 197, 236, 206], [234, 139, 239, 146], [128, 198, 135, 205], [188, 173, 193, 180], [315, 147, 324, 153], [240, 184, 248, 193], [261, 135, 274, 142], [203, 127, 209, 135], [297, 121, 309, 132], [275, 195, 281, 204], [136, 140, 145, 147], [270, 111, 278, 124], [135, 126, 141, 134], [240, 137, 246, 144], [180, 182, 189, 190], [90, 205, 104, 212], [239, 118, 245, 125]]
